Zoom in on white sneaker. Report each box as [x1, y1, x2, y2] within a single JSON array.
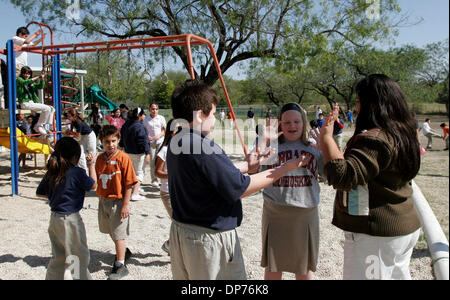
[[151, 181, 160, 188], [139, 188, 145, 194], [35, 125, 47, 136], [131, 194, 145, 201]]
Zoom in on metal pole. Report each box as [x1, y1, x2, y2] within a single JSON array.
[[412, 180, 449, 280], [7, 40, 18, 195], [52, 52, 62, 141], [80, 75, 85, 117]]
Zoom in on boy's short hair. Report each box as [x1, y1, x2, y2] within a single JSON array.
[[425, 118, 430, 122], [99, 125, 120, 141], [16, 27, 30, 36], [20, 66, 32, 77], [171, 79, 220, 123], [440, 123, 447, 128], [119, 104, 128, 110]]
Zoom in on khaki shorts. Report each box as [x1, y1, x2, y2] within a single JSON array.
[[98, 197, 130, 241], [169, 220, 246, 280], [46, 212, 92, 280]]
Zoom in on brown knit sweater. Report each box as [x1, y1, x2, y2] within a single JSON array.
[[324, 128, 421, 237]]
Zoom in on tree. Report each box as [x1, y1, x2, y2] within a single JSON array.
[[12, 0, 406, 85], [246, 43, 429, 115], [151, 79, 175, 108], [417, 39, 449, 87]]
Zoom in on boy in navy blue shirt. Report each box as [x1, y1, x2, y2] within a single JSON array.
[[166, 80, 311, 280]]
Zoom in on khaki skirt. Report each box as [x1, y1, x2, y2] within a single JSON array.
[[261, 199, 319, 274]]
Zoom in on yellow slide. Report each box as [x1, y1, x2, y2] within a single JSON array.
[[0, 128, 52, 154]]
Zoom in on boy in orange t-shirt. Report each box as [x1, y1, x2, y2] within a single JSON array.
[[95, 125, 138, 280]]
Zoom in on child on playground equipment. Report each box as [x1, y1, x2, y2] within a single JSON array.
[[36, 137, 97, 280], [17, 66, 55, 138], [16, 112, 30, 167], [13, 26, 45, 77]]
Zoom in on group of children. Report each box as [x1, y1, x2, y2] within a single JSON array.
[[33, 72, 434, 281], [9, 27, 56, 166], [35, 78, 326, 281], [38, 125, 137, 280]]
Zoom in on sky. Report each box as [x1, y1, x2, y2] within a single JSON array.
[[0, 0, 449, 79]]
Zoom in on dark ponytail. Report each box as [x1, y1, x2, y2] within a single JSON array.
[[127, 107, 145, 121], [45, 137, 81, 186]]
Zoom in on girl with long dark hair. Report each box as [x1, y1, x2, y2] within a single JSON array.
[[320, 74, 421, 280]]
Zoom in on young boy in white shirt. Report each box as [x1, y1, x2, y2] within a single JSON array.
[[13, 27, 45, 77], [420, 118, 442, 149]]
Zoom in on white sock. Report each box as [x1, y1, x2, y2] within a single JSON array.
[[116, 260, 125, 265]]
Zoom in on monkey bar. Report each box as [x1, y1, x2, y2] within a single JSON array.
[[4, 33, 247, 196]]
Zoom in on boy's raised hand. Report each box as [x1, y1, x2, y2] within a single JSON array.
[[286, 152, 313, 172]]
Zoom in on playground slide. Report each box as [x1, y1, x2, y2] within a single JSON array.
[[0, 128, 52, 154], [89, 86, 118, 111]]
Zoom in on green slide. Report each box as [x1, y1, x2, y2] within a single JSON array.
[[86, 86, 118, 111]]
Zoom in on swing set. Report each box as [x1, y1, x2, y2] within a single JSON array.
[[2, 23, 247, 196]]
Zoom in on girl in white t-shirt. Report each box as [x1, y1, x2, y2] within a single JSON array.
[[154, 119, 180, 255], [259, 102, 324, 280]]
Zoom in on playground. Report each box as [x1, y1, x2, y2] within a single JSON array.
[[1, 22, 244, 197]]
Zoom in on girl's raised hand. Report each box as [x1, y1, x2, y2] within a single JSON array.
[[320, 103, 339, 139], [309, 127, 321, 150], [257, 120, 282, 152]]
